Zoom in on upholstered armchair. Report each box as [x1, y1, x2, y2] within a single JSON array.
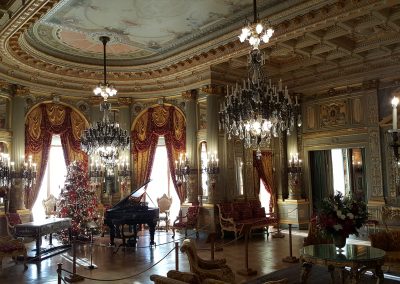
[[172, 206, 200, 238], [150, 270, 230, 284], [370, 230, 400, 273], [157, 194, 172, 231], [6, 212, 23, 239], [180, 239, 235, 284], [42, 194, 58, 218], [0, 236, 27, 270]]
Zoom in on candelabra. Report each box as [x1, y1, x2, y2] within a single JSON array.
[[117, 157, 130, 178], [10, 155, 37, 190], [288, 153, 302, 200], [206, 153, 219, 175], [0, 153, 11, 188], [175, 153, 190, 202]]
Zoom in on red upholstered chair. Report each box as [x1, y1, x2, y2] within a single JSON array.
[[172, 206, 200, 238], [6, 213, 22, 239]]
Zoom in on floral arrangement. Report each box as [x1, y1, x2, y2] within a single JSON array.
[[317, 192, 368, 238]]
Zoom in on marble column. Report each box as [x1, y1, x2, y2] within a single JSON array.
[[205, 88, 220, 204], [10, 93, 27, 211], [183, 90, 198, 204]]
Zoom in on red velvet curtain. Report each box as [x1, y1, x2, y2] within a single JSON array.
[[25, 103, 88, 209], [253, 151, 275, 213], [132, 105, 186, 203]]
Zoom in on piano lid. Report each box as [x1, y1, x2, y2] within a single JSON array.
[[110, 180, 151, 209]]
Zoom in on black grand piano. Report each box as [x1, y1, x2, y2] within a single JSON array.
[[104, 180, 159, 246]]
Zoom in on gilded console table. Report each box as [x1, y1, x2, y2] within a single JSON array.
[[300, 244, 385, 284], [15, 217, 71, 260]]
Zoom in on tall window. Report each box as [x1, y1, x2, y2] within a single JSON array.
[[32, 135, 66, 220], [146, 137, 180, 224], [259, 181, 271, 213]]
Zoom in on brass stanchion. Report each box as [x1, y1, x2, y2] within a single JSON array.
[[272, 220, 285, 238], [282, 224, 299, 263], [237, 223, 257, 276], [57, 263, 62, 284], [175, 242, 179, 271], [65, 237, 84, 283]]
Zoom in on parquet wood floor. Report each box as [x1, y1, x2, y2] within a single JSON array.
[[0, 228, 371, 283]]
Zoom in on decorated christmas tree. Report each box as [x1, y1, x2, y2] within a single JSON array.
[[57, 160, 99, 242]]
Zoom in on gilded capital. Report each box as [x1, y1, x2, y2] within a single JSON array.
[[182, 89, 198, 101], [118, 97, 132, 106], [201, 84, 226, 96], [14, 85, 30, 96]]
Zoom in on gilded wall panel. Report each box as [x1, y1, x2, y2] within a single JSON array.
[[320, 101, 347, 128]]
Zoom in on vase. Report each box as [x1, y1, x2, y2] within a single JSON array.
[[332, 234, 347, 251]]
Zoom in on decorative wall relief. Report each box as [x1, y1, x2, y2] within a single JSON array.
[[368, 128, 383, 197], [306, 105, 316, 130], [320, 101, 347, 127], [352, 98, 363, 124]]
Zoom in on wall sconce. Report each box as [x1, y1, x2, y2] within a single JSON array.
[[288, 153, 302, 200], [389, 96, 400, 161], [288, 153, 302, 174]]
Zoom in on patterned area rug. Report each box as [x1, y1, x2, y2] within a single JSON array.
[[245, 264, 400, 284]]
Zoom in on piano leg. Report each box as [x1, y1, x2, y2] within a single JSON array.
[[149, 222, 156, 246], [109, 224, 116, 246]]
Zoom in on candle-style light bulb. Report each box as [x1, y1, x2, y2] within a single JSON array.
[[392, 97, 399, 130]]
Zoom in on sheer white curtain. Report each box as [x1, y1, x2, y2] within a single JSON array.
[[32, 135, 66, 221], [146, 137, 180, 224]]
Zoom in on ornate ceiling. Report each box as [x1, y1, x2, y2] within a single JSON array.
[[0, 0, 400, 100]]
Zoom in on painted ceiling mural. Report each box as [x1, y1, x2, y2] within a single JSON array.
[[1, 0, 399, 98], [27, 0, 258, 63]]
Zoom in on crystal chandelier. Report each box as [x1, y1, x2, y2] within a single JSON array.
[[81, 36, 130, 168], [238, 0, 274, 50], [219, 49, 301, 158]]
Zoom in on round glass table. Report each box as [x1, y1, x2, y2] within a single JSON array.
[[300, 244, 386, 284]]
